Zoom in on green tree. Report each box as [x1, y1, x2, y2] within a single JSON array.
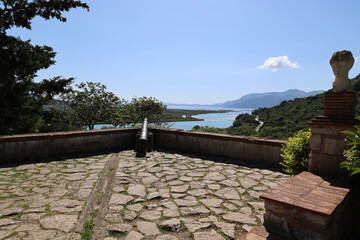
[[0, 0, 89, 134], [227, 124, 258, 136], [351, 74, 360, 91], [125, 97, 168, 127], [192, 125, 228, 134], [63, 82, 123, 130], [233, 113, 258, 128], [37, 101, 82, 132]]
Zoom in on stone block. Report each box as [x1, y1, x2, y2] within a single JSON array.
[[323, 138, 345, 155], [263, 210, 290, 234], [311, 126, 349, 136], [310, 135, 322, 151], [309, 153, 342, 176]]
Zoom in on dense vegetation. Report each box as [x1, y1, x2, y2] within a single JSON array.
[[191, 94, 323, 140], [193, 73, 360, 140], [0, 0, 89, 134], [280, 129, 311, 175], [233, 113, 258, 128], [253, 93, 324, 139], [192, 122, 257, 137], [342, 116, 360, 181]]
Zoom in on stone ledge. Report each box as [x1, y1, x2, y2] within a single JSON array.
[[151, 127, 284, 147], [0, 127, 139, 143], [309, 116, 358, 126]]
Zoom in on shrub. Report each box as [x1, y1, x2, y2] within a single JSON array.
[[233, 113, 258, 127], [227, 124, 258, 136], [280, 129, 311, 175], [341, 118, 360, 178], [191, 126, 227, 134]]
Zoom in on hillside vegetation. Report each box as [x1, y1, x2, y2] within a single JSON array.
[[221, 89, 323, 108], [253, 93, 324, 139], [191, 95, 324, 140]]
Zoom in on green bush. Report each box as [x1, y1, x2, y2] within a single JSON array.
[[191, 125, 228, 134], [341, 118, 360, 178], [233, 113, 258, 127], [227, 124, 258, 136], [280, 129, 311, 175]]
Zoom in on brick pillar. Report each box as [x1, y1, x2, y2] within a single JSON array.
[[309, 91, 357, 176]]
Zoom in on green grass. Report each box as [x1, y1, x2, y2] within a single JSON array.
[[158, 223, 174, 233], [45, 205, 51, 215], [81, 220, 95, 240], [91, 208, 98, 217], [0, 195, 14, 201], [218, 231, 232, 240], [96, 193, 105, 205], [9, 173, 29, 180], [108, 230, 128, 238]]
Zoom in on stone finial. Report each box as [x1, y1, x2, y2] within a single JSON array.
[[330, 50, 354, 92]]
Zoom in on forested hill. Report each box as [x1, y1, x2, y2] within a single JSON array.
[[253, 93, 324, 139], [252, 74, 360, 139], [221, 89, 324, 108]]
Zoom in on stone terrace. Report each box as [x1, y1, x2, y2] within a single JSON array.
[[0, 150, 288, 240]]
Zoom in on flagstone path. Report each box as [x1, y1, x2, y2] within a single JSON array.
[[0, 150, 288, 240]]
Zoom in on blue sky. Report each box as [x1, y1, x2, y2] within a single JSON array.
[[9, 0, 360, 104]]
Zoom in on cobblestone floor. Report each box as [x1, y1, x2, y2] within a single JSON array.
[[0, 150, 289, 240]]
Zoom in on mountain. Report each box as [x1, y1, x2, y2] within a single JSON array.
[[221, 89, 324, 108]]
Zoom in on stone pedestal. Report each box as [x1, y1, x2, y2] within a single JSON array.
[[259, 172, 350, 240], [309, 91, 357, 176]]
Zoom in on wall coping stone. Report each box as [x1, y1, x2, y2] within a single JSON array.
[[0, 127, 284, 147], [151, 127, 284, 147], [0, 127, 139, 143]]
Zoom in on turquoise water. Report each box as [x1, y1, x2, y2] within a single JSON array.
[[94, 106, 253, 130], [168, 106, 253, 130]]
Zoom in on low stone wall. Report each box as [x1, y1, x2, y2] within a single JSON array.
[[151, 128, 284, 167], [0, 128, 138, 163], [0, 127, 285, 167]]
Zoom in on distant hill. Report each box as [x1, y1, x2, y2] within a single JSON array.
[[221, 89, 324, 108], [166, 89, 324, 109]]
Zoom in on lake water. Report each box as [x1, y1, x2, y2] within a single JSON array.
[[94, 106, 253, 130], [168, 106, 253, 130]]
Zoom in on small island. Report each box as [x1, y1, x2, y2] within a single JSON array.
[[165, 109, 232, 122]]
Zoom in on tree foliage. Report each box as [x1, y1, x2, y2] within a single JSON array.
[[253, 93, 324, 139], [192, 126, 228, 134], [341, 116, 360, 180], [0, 0, 89, 32], [280, 129, 311, 175], [0, 0, 88, 135], [63, 82, 122, 130], [233, 113, 258, 128], [124, 97, 168, 127]]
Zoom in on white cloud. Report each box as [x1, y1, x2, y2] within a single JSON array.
[[355, 56, 359, 62], [258, 56, 300, 72]]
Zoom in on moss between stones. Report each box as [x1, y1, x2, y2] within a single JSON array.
[[81, 219, 95, 240]]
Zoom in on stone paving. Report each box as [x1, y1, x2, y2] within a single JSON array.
[[0, 150, 289, 240]]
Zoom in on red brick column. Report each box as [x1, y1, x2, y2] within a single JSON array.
[[309, 91, 357, 176]]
